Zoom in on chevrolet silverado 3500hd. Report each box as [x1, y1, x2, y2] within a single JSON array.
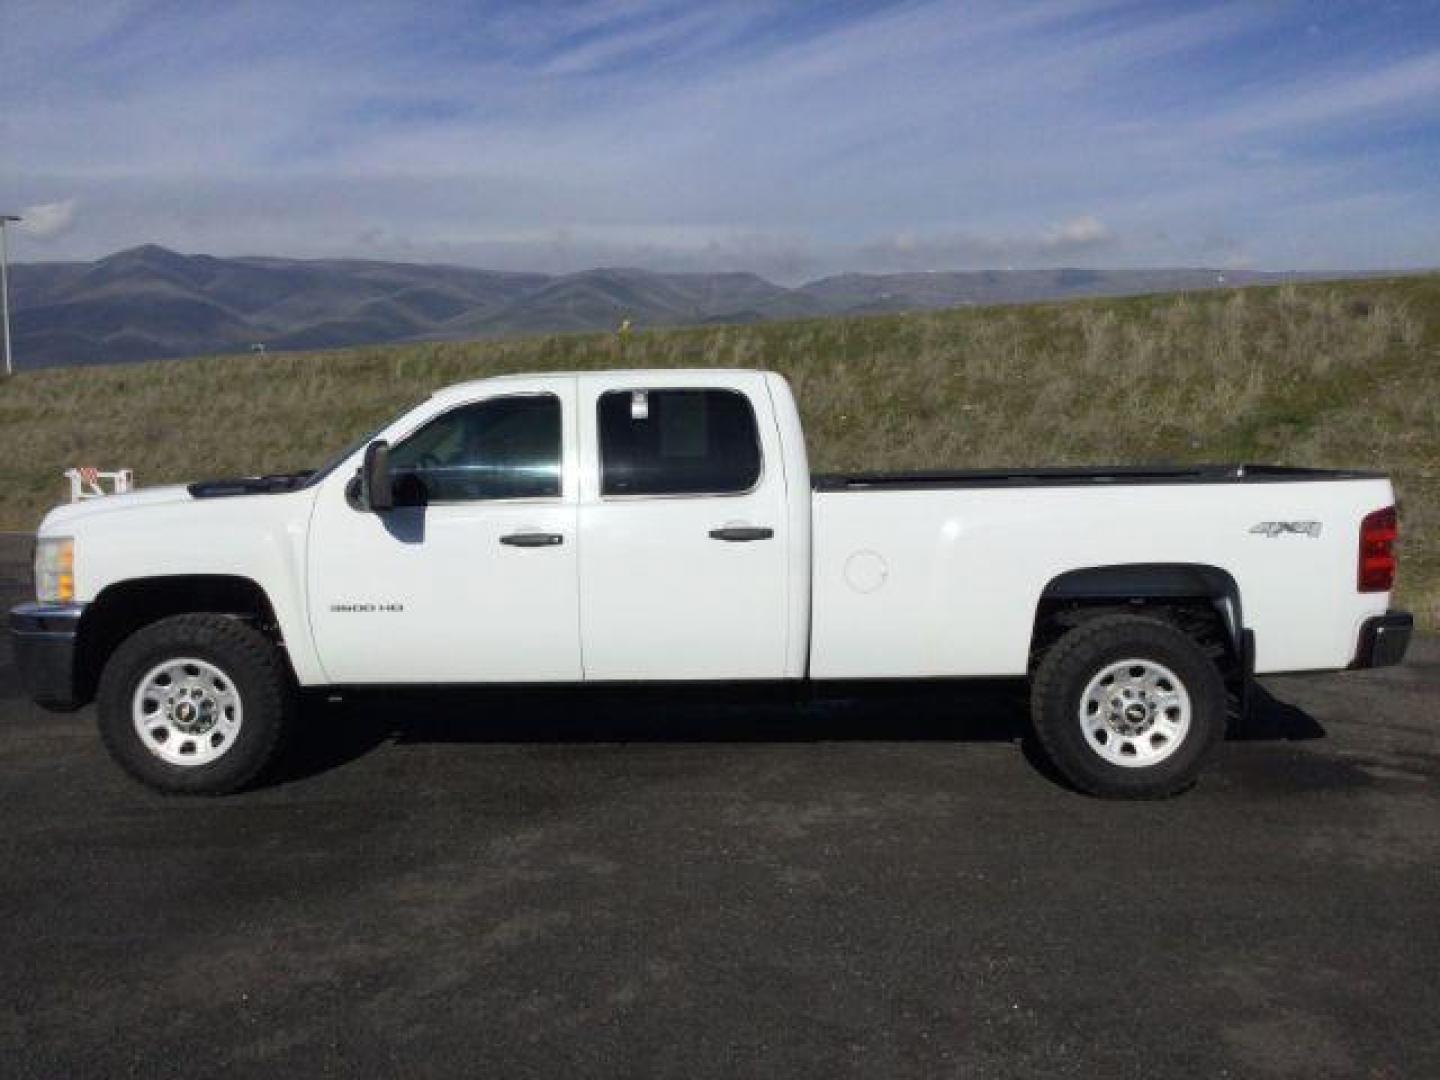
[[10, 369, 1412, 797]]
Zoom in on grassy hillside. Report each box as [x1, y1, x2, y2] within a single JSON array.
[[1, 276, 1436, 628]]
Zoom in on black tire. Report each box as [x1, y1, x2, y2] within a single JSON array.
[[96, 614, 293, 795], [1030, 613, 1226, 799]]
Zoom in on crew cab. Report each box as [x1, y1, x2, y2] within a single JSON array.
[[10, 369, 1412, 797]]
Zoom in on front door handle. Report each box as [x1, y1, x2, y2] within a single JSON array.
[[708, 526, 774, 542], [500, 532, 564, 547]]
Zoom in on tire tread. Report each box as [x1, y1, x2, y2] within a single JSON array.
[[1030, 613, 1225, 799], [96, 614, 291, 795]]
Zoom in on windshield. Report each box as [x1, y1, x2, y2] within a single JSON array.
[[300, 397, 428, 489]]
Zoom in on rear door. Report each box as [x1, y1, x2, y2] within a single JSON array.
[[577, 372, 791, 680]]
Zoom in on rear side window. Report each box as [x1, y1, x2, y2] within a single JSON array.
[[599, 389, 762, 496]]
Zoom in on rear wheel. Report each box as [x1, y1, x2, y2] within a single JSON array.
[[97, 614, 292, 795], [1030, 614, 1225, 798]]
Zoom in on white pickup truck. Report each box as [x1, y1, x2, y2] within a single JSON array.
[[10, 369, 1412, 797]]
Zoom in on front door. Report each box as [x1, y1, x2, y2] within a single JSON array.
[[307, 378, 581, 684], [576, 373, 792, 680]]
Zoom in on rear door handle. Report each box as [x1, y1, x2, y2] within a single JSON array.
[[500, 532, 564, 547], [708, 526, 774, 542]]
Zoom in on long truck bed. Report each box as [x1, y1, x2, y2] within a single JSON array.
[[808, 470, 1396, 678], [813, 464, 1384, 491]]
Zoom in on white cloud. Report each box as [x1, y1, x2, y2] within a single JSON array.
[[539, 6, 745, 76], [1200, 49, 1440, 139], [1044, 216, 1112, 252], [853, 217, 1119, 274], [19, 199, 79, 240]]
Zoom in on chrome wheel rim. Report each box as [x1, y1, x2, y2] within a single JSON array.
[[132, 658, 244, 767], [1078, 658, 1191, 768]]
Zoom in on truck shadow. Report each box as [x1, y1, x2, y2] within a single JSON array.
[[272, 680, 1325, 788]]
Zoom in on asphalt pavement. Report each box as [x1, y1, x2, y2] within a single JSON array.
[[1, 535, 1437, 1078]]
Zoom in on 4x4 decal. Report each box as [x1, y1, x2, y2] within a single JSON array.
[[1250, 521, 1322, 538]]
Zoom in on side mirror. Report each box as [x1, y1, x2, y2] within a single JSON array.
[[360, 440, 393, 512]]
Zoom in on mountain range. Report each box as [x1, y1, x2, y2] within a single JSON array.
[[6, 245, 1308, 369]]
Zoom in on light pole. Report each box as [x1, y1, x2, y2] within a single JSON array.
[[0, 214, 19, 377]]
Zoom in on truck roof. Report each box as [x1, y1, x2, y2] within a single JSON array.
[[433, 368, 770, 400]]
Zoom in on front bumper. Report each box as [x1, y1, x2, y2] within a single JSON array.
[[8, 602, 87, 710], [1352, 610, 1413, 669]]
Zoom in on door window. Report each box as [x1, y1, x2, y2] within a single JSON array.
[[598, 389, 761, 496], [390, 394, 562, 502]]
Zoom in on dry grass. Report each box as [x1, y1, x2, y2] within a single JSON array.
[[1, 276, 1437, 626]]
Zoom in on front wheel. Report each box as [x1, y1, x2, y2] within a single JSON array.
[[1029, 614, 1226, 798], [97, 614, 293, 795]]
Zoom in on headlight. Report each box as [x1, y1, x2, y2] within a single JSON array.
[[35, 537, 75, 604]]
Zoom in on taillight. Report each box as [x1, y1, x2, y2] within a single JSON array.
[[1358, 506, 1398, 592]]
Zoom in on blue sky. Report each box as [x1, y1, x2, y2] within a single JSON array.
[[2, 0, 1439, 280]]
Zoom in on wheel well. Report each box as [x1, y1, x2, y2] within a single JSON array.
[[75, 576, 284, 704], [1030, 564, 1243, 675]]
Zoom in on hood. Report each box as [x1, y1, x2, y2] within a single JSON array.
[[39, 485, 194, 533]]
